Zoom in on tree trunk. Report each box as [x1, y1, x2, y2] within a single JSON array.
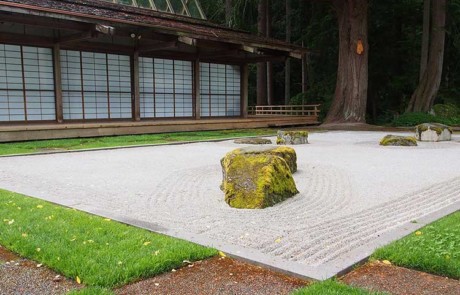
[[324, 0, 369, 124], [419, 0, 431, 82], [407, 0, 446, 112], [285, 0, 292, 104], [257, 0, 268, 106], [266, 0, 274, 105], [225, 0, 233, 28]]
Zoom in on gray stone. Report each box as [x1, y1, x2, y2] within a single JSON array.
[[415, 123, 453, 142], [234, 138, 272, 145], [277, 131, 309, 145]]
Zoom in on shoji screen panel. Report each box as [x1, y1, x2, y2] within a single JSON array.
[[139, 57, 193, 118], [61, 50, 132, 120], [200, 63, 241, 117], [0, 44, 56, 122]]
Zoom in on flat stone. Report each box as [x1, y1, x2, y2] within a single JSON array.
[[277, 131, 308, 145], [233, 138, 272, 145], [380, 135, 417, 146], [416, 123, 453, 142], [220, 147, 298, 209]]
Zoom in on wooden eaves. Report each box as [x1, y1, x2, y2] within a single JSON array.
[[0, 0, 307, 64]]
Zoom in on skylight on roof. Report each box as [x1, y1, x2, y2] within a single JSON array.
[[104, 0, 206, 19]]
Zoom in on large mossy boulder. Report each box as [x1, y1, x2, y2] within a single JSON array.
[[380, 135, 418, 146], [220, 147, 299, 209], [415, 123, 453, 142], [277, 130, 309, 145], [227, 146, 297, 173]]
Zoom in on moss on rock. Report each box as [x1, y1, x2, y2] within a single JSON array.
[[226, 146, 297, 173], [277, 130, 309, 145], [220, 151, 299, 209], [380, 135, 418, 146]]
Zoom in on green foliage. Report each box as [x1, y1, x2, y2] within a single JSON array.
[[373, 212, 460, 279], [392, 112, 460, 126], [291, 280, 388, 295], [0, 190, 217, 287], [432, 104, 460, 118], [0, 129, 276, 156]]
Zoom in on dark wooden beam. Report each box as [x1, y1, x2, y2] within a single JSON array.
[[0, 12, 93, 32], [0, 32, 54, 46], [53, 44, 64, 123], [138, 41, 179, 53], [58, 30, 99, 45], [194, 59, 201, 120], [241, 64, 249, 118], [133, 50, 141, 121]]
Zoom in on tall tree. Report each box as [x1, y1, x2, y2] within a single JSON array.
[[266, 0, 274, 105], [225, 0, 233, 27], [419, 0, 431, 82], [257, 0, 268, 105], [324, 0, 369, 124], [407, 0, 447, 112], [285, 0, 292, 104]]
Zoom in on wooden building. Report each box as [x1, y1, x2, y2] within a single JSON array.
[[0, 0, 319, 142]]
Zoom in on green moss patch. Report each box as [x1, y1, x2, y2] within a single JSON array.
[[379, 135, 417, 146], [221, 147, 299, 209]]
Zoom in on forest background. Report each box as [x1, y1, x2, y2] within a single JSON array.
[[200, 0, 460, 125]]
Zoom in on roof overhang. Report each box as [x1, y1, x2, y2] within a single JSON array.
[[0, 0, 306, 63]]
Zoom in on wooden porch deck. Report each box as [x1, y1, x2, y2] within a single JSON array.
[[0, 116, 319, 143]]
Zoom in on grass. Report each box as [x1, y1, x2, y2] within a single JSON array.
[[292, 280, 387, 295], [372, 211, 460, 279], [0, 129, 276, 156], [0, 189, 217, 288], [67, 287, 115, 295]]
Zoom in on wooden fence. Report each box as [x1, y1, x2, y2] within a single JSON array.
[[248, 105, 321, 117]]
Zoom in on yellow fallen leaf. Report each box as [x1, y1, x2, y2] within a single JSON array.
[[382, 260, 392, 265], [275, 238, 282, 243], [21, 233, 28, 238], [76, 276, 81, 284], [36, 248, 41, 252], [36, 205, 44, 209], [143, 241, 151, 246], [104, 218, 111, 222], [218, 251, 226, 258], [415, 231, 422, 236], [8, 219, 14, 225]]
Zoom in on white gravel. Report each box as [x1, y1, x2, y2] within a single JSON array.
[[0, 131, 459, 276]]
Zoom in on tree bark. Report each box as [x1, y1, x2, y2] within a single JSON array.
[[285, 0, 292, 104], [266, 0, 274, 105], [419, 0, 431, 82], [225, 0, 233, 28], [257, 0, 268, 105], [407, 0, 446, 112], [324, 0, 369, 124]]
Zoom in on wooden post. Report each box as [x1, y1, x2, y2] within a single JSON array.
[[241, 64, 249, 118], [133, 50, 141, 121], [53, 44, 64, 123], [301, 52, 308, 95], [194, 59, 201, 120]]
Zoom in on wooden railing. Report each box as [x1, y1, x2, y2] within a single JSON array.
[[248, 105, 321, 117]]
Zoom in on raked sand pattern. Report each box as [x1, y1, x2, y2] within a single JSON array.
[[0, 131, 459, 278]]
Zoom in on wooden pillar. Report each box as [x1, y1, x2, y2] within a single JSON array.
[[301, 52, 309, 95], [241, 64, 249, 118], [194, 59, 201, 120], [133, 50, 141, 121], [53, 44, 64, 123]]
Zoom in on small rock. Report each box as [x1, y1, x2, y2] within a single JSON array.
[[415, 123, 452, 142], [53, 275, 62, 282], [380, 135, 417, 146], [234, 138, 272, 145], [277, 130, 308, 145]]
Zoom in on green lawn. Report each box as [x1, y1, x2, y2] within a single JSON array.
[[0, 129, 275, 156], [372, 211, 460, 279], [292, 280, 387, 295], [67, 287, 114, 295], [0, 189, 217, 288]]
